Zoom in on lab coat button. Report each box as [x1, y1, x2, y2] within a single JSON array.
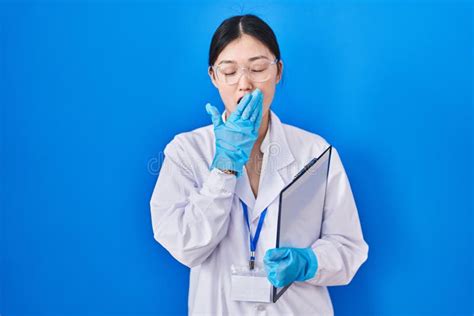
[[256, 305, 265, 311]]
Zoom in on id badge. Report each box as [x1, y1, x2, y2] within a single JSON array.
[[230, 264, 272, 303]]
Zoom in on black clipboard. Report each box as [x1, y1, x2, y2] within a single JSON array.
[[272, 146, 332, 303]]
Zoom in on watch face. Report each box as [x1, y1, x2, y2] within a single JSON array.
[[216, 168, 236, 175]]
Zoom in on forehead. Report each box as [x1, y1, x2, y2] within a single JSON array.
[[216, 34, 273, 64]]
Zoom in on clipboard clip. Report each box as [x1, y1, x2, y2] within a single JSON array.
[[293, 157, 318, 179], [292, 146, 332, 180]]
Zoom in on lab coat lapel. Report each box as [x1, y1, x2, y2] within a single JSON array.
[[250, 111, 295, 223], [234, 166, 256, 211], [221, 109, 296, 222]]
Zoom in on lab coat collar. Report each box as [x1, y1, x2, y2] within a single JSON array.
[[223, 109, 296, 222]]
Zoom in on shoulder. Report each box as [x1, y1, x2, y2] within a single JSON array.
[[165, 124, 213, 156], [280, 122, 348, 179], [163, 124, 214, 175], [281, 121, 332, 156]]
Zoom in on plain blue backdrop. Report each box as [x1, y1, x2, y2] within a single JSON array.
[[1, 0, 472, 315]]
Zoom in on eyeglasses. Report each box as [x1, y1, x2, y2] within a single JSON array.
[[211, 58, 278, 85]]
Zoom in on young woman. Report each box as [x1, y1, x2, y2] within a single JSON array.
[[150, 14, 369, 315]]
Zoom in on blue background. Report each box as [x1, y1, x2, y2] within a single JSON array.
[[1, 0, 472, 315]]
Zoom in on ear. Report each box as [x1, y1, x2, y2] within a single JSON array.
[[276, 60, 284, 84], [208, 66, 219, 89]]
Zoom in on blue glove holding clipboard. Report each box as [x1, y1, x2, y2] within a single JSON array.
[[264, 247, 318, 288]]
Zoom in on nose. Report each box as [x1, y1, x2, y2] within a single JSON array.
[[237, 69, 254, 91]]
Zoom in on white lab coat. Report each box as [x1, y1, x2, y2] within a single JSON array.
[[150, 110, 369, 316]]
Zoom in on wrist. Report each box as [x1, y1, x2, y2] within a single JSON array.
[[210, 154, 242, 177], [217, 168, 237, 176], [302, 248, 318, 280]]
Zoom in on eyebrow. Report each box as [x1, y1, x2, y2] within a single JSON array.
[[217, 55, 270, 65]]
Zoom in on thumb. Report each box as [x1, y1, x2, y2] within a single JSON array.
[[205, 103, 223, 128], [265, 247, 290, 262]]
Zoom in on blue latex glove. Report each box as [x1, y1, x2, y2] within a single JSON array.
[[263, 247, 318, 288], [205, 89, 263, 177]]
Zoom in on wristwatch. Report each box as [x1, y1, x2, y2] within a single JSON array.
[[218, 168, 237, 176]]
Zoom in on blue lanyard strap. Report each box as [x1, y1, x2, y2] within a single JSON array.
[[240, 199, 268, 268]]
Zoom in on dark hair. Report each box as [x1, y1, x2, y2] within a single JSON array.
[[208, 14, 282, 76]]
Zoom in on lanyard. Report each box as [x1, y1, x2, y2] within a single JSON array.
[[240, 199, 268, 270]]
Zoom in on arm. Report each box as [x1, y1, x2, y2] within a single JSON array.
[[149, 136, 237, 268]]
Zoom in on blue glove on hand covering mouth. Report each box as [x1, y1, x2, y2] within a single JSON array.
[[263, 247, 318, 288], [205, 89, 264, 177]]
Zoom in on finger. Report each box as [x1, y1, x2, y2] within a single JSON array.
[[264, 257, 281, 276], [229, 92, 252, 121], [205, 103, 222, 128], [266, 269, 280, 287], [264, 248, 289, 262], [249, 93, 263, 124], [242, 89, 262, 120], [251, 102, 263, 135], [254, 108, 263, 134], [245, 89, 263, 120]]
